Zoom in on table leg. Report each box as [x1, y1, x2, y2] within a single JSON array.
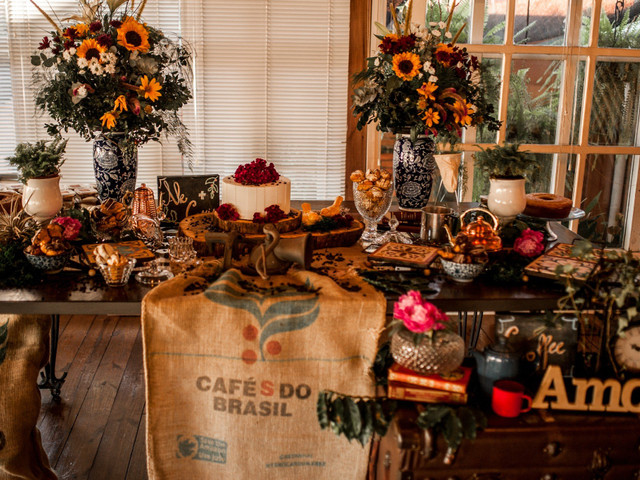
[[38, 314, 67, 400]]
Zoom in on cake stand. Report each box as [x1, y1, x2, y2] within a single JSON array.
[[517, 207, 585, 241]]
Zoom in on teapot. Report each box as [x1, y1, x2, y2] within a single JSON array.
[[455, 208, 502, 252], [472, 336, 519, 397]]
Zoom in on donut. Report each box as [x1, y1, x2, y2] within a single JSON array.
[[524, 193, 573, 219]]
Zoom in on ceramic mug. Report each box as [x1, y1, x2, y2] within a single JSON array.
[[492, 380, 532, 418]]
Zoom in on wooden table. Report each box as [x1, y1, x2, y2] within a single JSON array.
[[0, 203, 577, 397]]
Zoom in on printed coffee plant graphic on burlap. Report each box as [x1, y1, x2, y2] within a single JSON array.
[[0, 319, 7, 367], [204, 270, 320, 363]]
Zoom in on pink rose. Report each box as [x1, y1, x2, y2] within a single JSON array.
[[394, 290, 448, 334], [514, 228, 545, 257], [51, 216, 82, 241]]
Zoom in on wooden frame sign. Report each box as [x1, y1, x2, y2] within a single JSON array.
[[157, 175, 220, 224], [532, 365, 640, 413]]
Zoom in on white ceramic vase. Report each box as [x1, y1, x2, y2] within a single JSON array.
[[22, 175, 63, 222], [487, 177, 526, 220]]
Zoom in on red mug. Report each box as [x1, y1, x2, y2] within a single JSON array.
[[492, 380, 532, 418]]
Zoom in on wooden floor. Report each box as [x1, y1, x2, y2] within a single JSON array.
[[38, 315, 148, 480]]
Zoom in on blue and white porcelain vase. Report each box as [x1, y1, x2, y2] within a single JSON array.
[[392, 134, 437, 210], [93, 133, 138, 202]]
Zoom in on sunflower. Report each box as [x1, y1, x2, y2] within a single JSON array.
[[434, 43, 454, 67], [392, 52, 422, 81], [76, 38, 106, 62], [422, 108, 440, 127], [417, 82, 438, 101], [117, 17, 150, 53], [100, 112, 117, 129], [114, 95, 128, 112], [139, 76, 162, 102]]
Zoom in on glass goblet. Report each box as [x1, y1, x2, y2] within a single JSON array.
[[131, 213, 174, 286], [353, 180, 394, 246]]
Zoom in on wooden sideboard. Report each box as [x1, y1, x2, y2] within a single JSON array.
[[374, 406, 640, 480]]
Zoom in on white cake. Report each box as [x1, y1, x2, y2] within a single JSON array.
[[221, 175, 291, 220]]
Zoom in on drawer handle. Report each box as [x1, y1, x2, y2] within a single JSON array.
[[539, 475, 557, 480], [543, 442, 562, 457]]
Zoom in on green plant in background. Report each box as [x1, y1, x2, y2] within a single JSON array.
[[473, 143, 538, 180], [7, 136, 68, 183]]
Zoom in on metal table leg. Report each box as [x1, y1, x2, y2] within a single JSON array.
[[458, 311, 484, 355], [38, 314, 67, 399]]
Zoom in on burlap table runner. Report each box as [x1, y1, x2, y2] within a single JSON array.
[[142, 262, 386, 479], [0, 314, 57, 480]]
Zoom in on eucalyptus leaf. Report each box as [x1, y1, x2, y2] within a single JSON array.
[[417, 405, 451, 429], [442, 412, 463, 450], [346, 397, 362, 437], [458, 407, 477, 440], [31, 56, 41, 66], [329, 397, 344, 435], [357, 401, 374, 446], [341, 397, 357, 441], [317, 392, 329, 429]]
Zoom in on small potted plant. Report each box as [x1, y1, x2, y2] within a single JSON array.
[[474, 143, 537, 219], [389, 290, 464, 375], [7, 136, 68, 222]]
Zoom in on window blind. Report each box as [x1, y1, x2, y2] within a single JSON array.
[[0, 0, 350, 199]]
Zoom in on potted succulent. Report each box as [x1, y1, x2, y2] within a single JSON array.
[[473, 143, 537, 219], [7, 136, 68, 222]]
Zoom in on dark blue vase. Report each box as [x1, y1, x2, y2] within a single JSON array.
[[93, 134, 138, 201], [392, 134, 437, 210]]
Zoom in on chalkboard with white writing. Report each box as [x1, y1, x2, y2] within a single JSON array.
[[157, 175, 219, 224]]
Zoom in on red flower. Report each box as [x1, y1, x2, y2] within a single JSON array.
[[96, 34, 113, 48], [109, 20, 122, 29], [38, 36, 50, 50], [233, 158, 280, 186], [216, 203, 239, 221], [64, 40, 75, 50], [89, 21, 102, 32], [252, 212, 266, 224], [64, 27, 77, 40], [264, 205, 286, 223], [379, 34, 416, 55], [514, 228, 545, 257]]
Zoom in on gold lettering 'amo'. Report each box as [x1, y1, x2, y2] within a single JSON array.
[[532, 365, 640, 413]]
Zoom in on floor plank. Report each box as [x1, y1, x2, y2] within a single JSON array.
[[126, 410, 148, 480], [54, 316, 139, 479], [88, 329, 146, 480]]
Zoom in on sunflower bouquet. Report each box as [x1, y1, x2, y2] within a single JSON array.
[[30, 0, 192, 156], [352, 1, 500, 143]]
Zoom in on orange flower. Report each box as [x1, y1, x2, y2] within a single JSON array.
[[452, 100, 474, 126], [139, 76, 162, 102], [100, 112, 116, 129], [392, 52, 422, 81], [76, 38, 106, 62], [117, 17, 150, 53], [434, 43, 454, 67], [74, 23, 89, 38], [114, 95, 128, 112], [417, 82, 438, 101], [421, 108, 440, 127]]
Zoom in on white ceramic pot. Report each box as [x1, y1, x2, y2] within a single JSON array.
[[487, 177, 526, 219], [22, 175, 63, 222]]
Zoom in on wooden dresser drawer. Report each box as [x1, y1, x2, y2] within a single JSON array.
[[375, 407, 640, 480]]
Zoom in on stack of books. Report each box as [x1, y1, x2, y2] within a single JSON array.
[[387, 363, 472, 405]]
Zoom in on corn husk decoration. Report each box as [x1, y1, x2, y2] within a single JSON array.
[[435, 153, 461, 193]]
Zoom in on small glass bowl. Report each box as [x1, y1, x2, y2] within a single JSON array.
[[97, 257, 136, 287]]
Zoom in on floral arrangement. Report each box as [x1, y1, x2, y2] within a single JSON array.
[[392, 290, 449, 342], [51, 216, 83, 241], [351, 0, 501, 142], [30, 0, 192, 157], [234, 158, 280, 186]]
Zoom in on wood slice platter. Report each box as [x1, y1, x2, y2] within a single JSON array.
[[179, 211, 364, 256], [215, 209, 302, 234]]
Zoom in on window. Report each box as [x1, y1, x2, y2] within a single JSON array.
[[365, 0, 640, 249], [0, 0, 350, 200]]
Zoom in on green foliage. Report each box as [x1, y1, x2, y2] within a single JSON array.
[[7, 137, 67, 183], [357, 269, 439, 296], [0, 241, 42, 288], [416, 404, 486, 450], [317, 391, 397, 446], [372, 342, 394, 387], [474, 143, 538, 180]]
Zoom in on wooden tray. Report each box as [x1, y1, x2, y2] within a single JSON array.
[[215, 209, 302, 234], [179, 212, 364, 255]]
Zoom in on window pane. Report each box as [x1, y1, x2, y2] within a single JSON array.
[[588, 61, 640, 146], [484, 0, 506, 44], [598, 0, 640, 48], [475, 57, 502, 144], [575, 154, 634, 246], [513, 0, 568, 45], [506, 59, 563, 144], [424, 0, 471, 43], [570, 61, 586, 145]]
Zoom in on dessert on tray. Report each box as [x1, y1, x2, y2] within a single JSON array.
[[523, 193, 573, 219]]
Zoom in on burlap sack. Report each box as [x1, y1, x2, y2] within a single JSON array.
[[142, 267, 386, 479], [0, 315, 57, 480]]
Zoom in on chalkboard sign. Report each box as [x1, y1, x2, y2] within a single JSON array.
[[157, 175, 219, 224], [496, 313, 578, 378]]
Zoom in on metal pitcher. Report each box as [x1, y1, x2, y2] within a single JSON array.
[[420, 205, 454, 244]]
